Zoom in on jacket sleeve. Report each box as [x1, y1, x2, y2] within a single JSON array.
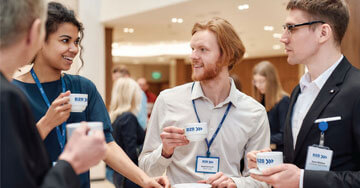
[[304, 170, 360, 188]]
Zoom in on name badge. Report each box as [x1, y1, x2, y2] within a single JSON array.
[[195, 156, 219, 174], [305, 145, 333, 171], [52, 161, 57, 166]]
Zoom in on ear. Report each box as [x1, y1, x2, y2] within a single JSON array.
[[26, 18, 44, 50], [318, 23, 332, 44]]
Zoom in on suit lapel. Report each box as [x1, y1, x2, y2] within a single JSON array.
[[293, 57, 351, 159], [284, 85, 301, 163]]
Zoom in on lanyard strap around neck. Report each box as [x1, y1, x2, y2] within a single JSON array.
[[191, 82, 232, 157], [30, 68, 67, 151]]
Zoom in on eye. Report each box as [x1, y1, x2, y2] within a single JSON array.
[[74, 39, 80, 45], [61, 39, 69, 43], [200, 48, 206, 52]]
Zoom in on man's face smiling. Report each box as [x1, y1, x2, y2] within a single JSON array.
[[190, 30, 222, 81]]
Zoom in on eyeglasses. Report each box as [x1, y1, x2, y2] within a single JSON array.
[[282, 21, 325, 32]]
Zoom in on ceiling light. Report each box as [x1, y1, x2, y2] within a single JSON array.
[[273, 33, 282, 39], [123, 28, 129, 33], [272, 44, 281, 50], [264, 26, 274, 31], [177, 18, 183, 23], [238, 4, 249, 10], [171, 18, 177, 23], [128, 28, 134, 33]]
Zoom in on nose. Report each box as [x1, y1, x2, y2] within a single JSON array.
[[69, 43, 79, 54], [280, 30, 289, 44], [190, 49, 199, 60]]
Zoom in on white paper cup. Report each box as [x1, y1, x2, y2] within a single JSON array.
[[184, 122, 208, 142], [69, 94, 88, 112], [66, 122, 103, 139], [256, 151, 283, 171], [173, 183, 211, 188]]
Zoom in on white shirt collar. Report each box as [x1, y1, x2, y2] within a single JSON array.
[[299, 55, 343, 91], [191, 78, 239, 108]]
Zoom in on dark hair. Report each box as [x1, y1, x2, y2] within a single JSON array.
[[46, 2, 85, 69], [286, 0, 349, 46]]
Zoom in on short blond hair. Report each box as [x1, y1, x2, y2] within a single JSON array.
[[192, 17, 245, 70]]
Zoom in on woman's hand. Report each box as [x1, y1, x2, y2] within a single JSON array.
[[37, 91, 72, 139]]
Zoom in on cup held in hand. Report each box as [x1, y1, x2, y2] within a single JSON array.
[[66, 121, 103, 139], [256, 151, 283, 171], [69, 94, 88, 112], [184, 122, 208, 142]]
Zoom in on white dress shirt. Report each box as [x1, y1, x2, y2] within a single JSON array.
[[293, 55, 343, 188], [139, 79, 270, 187]]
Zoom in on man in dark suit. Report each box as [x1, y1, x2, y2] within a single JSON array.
[[0, 0, 107, 187], [245, 0, 360, 188]]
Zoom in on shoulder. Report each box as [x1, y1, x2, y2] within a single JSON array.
[[157, 82, 193, 102], [63, 74, 98, 92], [1, 77, 29, 107]]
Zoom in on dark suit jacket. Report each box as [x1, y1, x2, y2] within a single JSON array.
[[283, 57, 360, 186], [0, 72, 80, 188]]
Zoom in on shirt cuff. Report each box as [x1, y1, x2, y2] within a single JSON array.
[[299, 169, 304, 188], [155, 144, 173, 167]]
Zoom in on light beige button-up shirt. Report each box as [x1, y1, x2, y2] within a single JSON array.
[[139, 79, 270, 187]]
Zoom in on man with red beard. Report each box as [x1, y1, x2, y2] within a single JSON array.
[[139, 17, 270, 188]]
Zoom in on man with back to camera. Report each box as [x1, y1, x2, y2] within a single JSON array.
[[0, 0, 108, 187], [244, 0, 360, 188], [139, 17, 271, 188]]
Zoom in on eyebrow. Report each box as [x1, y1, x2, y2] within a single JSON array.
[[59, 35, 71, 39]]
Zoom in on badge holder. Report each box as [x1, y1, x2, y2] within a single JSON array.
[[305, 122, 333, 171]]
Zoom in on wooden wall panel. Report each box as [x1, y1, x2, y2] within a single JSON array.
[[342, 0, 360, 69], [105, 28, 113, 109], [230, 56, 300, 96]]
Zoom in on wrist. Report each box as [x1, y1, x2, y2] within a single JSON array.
[[59, 151, 80, 174], [36, 117, 51, 139], [161, 148, 173, 158]]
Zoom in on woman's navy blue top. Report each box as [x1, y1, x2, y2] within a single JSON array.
[[13, 74, 114, 188]]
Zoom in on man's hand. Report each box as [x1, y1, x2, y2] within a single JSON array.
[[251, 164, 301, 188], [246, 148, 271, 169], [59, 123, 107, 174], [198, 172, 235, 188], [160, 126, 189, 158]]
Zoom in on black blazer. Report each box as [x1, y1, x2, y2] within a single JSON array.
[[304, 170, 360, 188], [1, 73, 79, 188], [283, 57, 360, 185]]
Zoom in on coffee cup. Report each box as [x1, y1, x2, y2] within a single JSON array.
[[173, 183, 211, 188], [69, 93, 88, 112], [256, 151, 283, 171], [66, 121, 103, 139], [184, 122, 208, 142]]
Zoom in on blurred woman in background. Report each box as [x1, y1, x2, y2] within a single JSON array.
[[109, 77, 145, 188], [252, 61, 289, 152]]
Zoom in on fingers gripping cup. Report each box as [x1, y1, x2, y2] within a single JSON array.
[[256, 152, 283, 171], [66, 122, 103, 140], [69, 94, 88, 112], [184, 122, 208, 142]]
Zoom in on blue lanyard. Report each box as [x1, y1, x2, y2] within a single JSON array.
[[191, 83, 232, 157], [30, 68, 66, 151]]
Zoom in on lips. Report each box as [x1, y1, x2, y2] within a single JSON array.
[[62, 55, 74, 62]]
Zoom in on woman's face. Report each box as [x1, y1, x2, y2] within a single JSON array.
[[253, 74, 267, 94], [40, 23, 79, 71]]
